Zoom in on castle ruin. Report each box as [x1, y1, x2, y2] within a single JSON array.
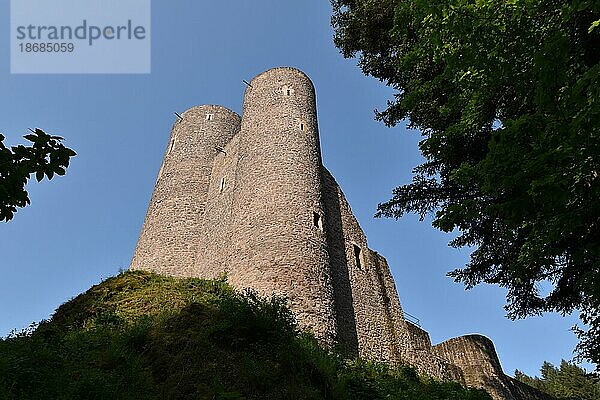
[[131, 67, 548, 400]]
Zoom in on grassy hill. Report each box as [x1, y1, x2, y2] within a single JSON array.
[[0, 271, 491, 400]]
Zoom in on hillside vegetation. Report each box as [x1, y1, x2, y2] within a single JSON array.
[[0, 271, 491, 400]]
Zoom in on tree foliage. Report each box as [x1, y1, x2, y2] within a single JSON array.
[[515, 360, 600, 399], [0, 128, 76, 222], [332, 0, 600, 366]]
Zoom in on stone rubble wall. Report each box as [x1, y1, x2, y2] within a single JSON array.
[[321, 168, 407, 361], [432, 335, 547, 400], [401, 322, 466, 382], [194, 134, 241, 280]]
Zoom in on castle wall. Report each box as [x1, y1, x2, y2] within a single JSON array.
[[194, 135, 242, 279], [321, 168, 409, 362], [320, 167, 359, 355], [405, 321, 432, 351], [224, 68, 337, 342], [403, 322, 466, 382], [503, 377, 552, 400], [370, 250, 414, 359], [321, 168, 466, 383], [131, 105, 240, 276], [433, 335, 516, 399]]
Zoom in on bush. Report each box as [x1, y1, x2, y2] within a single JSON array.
[[0, 271, 491, 400]]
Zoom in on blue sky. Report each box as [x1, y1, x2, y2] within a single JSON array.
[[0, 1, 591, 377]]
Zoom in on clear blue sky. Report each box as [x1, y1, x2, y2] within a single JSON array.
[[0, 1, 591, 377]]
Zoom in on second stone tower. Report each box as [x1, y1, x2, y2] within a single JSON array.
[[218, 68, 337, 341]]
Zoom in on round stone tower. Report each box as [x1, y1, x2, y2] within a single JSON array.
[[130, 105, 241, 276], [433, 335, 513, 399], [227, 67, 337, 342]]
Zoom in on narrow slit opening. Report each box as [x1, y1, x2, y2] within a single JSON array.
[[313, 212, 322, 230], [353, 244, 362, 269]]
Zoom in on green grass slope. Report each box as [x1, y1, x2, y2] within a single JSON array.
[[0, 271, 491, 400]]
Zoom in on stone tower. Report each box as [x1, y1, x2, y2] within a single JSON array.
[[130, 105, 240, 276], [195, 68, 337, 341], [131, 67, 550, 400]]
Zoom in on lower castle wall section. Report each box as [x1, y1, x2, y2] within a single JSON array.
[[321, 168, 466, 383], [503, 377, 552, 400], [370, 251, 417, 362], [402, 322, 465, 382], [433, 335, 516, 400], [321, 168, 408, 362], [406, 322, 432, 351], [321, 168, 359, 355]]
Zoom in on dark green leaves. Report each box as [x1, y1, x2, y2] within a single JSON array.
[[0, 128, 76, 221], [515, 360, 600, 399], [332, 0, 600, 367]]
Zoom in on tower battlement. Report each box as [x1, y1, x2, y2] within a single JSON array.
[[131, 67, 548, 400]]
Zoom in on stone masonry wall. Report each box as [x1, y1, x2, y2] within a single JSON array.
[[434, 335, 517, 400], [320, 167, 360, 355], [319, 172, 462, 382], [130, 105, 240, 276], [370, 251, 412, 360], [406, 322, 432, 351], [321, 168, 408, 362], [404, 322, 466, 383], [194, 134, 241, 279]]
